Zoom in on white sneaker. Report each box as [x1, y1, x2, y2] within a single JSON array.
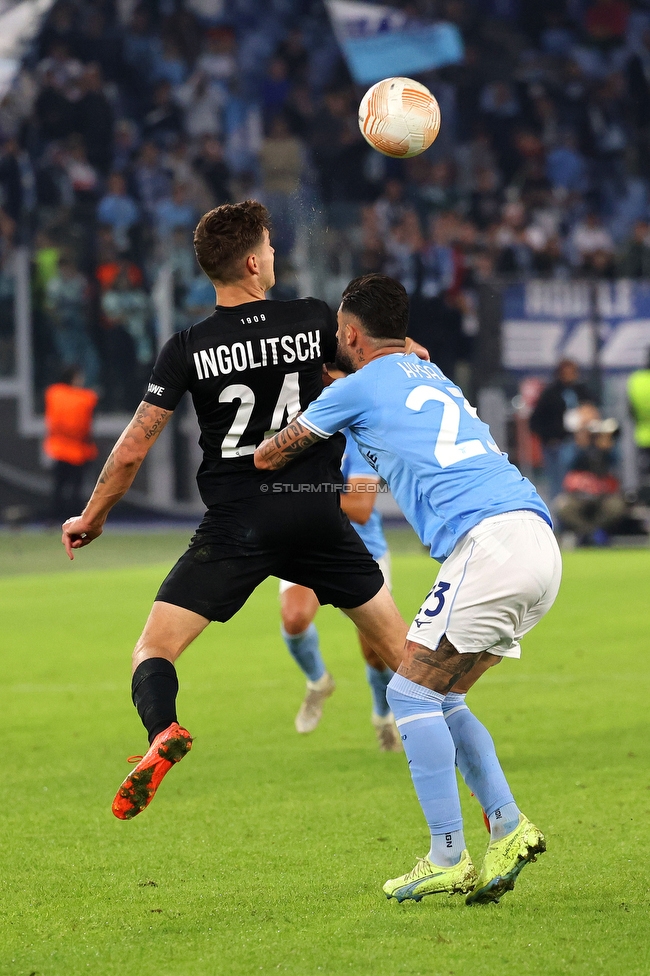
[[372, 712, 403, 752], [295, 672, 336, 733]]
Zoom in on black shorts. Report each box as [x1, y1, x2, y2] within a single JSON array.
[[155, 493, 385, 622]]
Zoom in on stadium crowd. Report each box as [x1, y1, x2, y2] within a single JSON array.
[[1, 0, 650, 408]]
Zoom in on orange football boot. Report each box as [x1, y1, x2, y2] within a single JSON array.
[[112, 722, 193, 820]]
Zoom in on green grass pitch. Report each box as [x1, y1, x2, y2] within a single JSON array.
[[1, 530, 650, 975]]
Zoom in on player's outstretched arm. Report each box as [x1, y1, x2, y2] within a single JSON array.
[[254, 419, 323, 471], [62, 401, 173, 559]]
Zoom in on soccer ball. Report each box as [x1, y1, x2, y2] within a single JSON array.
[[358, 77, 441, 159]]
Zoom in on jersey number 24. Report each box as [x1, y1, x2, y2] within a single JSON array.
[[219, 372, 301, 458]]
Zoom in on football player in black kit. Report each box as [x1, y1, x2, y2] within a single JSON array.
[[62, 201, 421, 821]]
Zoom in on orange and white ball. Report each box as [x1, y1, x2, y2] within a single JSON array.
[[358, 77, 441, 159]]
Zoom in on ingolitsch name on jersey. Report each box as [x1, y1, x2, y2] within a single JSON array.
[[192, 331, 323, 380]]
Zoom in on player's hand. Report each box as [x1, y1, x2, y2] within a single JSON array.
[[61, 516, 103, 560], [405, 337, 430, 361], [323, 363, 348, 386]]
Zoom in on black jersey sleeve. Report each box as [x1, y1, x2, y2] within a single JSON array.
[[142, 332, 190, 411], [319, 301, 338, 362]]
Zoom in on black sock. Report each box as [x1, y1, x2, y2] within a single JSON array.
[[131, 658, 179, 744]]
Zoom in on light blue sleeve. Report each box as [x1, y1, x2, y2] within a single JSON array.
[[299, 372, 369, 438], [342, 429, 379, 479]]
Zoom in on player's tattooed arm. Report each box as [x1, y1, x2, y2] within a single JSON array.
[[254, 420, 323, 471], [62, 401, 173, 559]]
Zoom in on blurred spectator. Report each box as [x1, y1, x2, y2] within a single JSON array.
[[587, 75, 629, 195], [43, 364, 98, 522], [34, 69, 74, 143], [0, 137, 34, 223], [37, 41, 82, 91], [163, 139, 211, 215], [617, 220, 650, 276], [35, 143, 73, 208], [467, 166, 501, 229], [259, 115, 303, 255], [131, 142, 172, 217], [62, 135, 100, 202], [492, 201, 534, 275], [45, 256, 99, 385], [123, 9, 163, 87], [112, 119, 139, 174], [283, 83, 315, 139], [153, 183, 197, 245], [310, 89, 354, 203], [143, 81, 184, 148], [184, 272, 216, 324], [627, 348, 650, 503], [38, 5, 81, 63], [101, 267, 153, 407], [196, 28, 237, 86], [96, 251, 143, 293], [261, 58, 291, 124], [373, 179, 409, 235], [193, 136, 231, 204], [529, 359, 593, 501], [570, 212, 614, 270], [555, 414, 625, 545], [546, 134, 588, 194], [97, 173, 139, 252], [409, 160, 458, 220], [153, 40, 188, 88], [73, 64, 114, 174], [277, 29, 309, 84], [176, 71, 224, 140], [77, 9, 123, 83], [33, 228, 59, 295]]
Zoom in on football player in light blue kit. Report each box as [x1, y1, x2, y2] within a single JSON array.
[[280, 429, 401, 750], [255, 274, 562, 906]]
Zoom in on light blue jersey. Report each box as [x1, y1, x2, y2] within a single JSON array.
[[342, 428, 388, 561], [300, 354, 551, 561]]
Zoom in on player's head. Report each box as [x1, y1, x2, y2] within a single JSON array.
[[193, 200, 275, 291], [336, 274, 409, 372]]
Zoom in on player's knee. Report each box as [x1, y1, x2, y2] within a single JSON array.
[[132, 640, 176, 671], [282, 609, 313, 635]]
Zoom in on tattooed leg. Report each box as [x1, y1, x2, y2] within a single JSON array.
[[398, 635, 484, 694]]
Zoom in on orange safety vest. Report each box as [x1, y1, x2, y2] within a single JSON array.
[[44, 384, 99, 466]]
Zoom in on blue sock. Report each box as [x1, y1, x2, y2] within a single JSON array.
[[365, 664, 393, 718], [386, 674, 465, 867], [441, 693, 519, 840], [281, 623, 326, 683]]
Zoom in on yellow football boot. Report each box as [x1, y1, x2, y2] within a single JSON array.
[[466, 814, 546, 905], [383, 850, 477, 902]]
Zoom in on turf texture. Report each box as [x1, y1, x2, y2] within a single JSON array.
[[1, 533, 650, 975]]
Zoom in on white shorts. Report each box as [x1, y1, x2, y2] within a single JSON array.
[[406, 511, 562, 659], [279, 551, 392, 595]]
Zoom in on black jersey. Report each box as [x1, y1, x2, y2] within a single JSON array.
[[143, 298, 345, 506]]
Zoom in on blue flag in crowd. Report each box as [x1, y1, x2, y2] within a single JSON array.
[[325, 0, 464, 85]]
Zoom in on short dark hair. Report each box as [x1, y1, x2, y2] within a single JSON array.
[[193, 200, 271, 283], [340, 274, 409, 341]]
